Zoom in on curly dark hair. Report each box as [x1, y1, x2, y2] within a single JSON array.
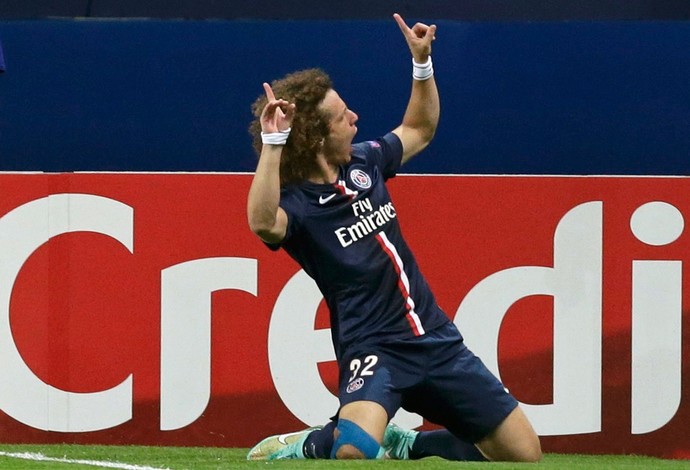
[[249, 68, 333, 186]]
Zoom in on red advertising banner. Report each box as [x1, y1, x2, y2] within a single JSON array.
[[0, 173, 688, 458]]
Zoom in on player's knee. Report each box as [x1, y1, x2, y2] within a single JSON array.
[[519, 437, 542, 463], [477, 415, 543, 462], [516, 448, 542, 463], [334, 443, 365, 459], [482, 440, 542, 463], [330, 419, 383, 460], [503, 433, 541, 463], [517, 424, 542, 463]]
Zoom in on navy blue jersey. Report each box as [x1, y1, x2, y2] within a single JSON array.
[[272, 132, 449, 359]]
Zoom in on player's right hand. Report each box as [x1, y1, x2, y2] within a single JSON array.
[[260, 82, 296, 134]]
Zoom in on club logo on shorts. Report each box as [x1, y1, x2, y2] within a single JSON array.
[[350, 169, 372, 189], [346, 377, 365, 394]]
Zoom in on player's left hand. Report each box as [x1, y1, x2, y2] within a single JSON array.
[[393, 13, 436, 62]]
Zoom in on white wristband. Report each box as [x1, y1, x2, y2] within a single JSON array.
[[261, 127, 291, 146], [412, 57, 434, 81]]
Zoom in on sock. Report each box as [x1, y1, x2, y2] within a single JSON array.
[[303, 421, 337, 459], [410, 430, 487, 461]]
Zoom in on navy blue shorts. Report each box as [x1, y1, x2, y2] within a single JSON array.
[[337, 321, 518, 443]]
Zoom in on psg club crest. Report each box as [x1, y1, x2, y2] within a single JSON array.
[[350, 169, 372, 189], [346, 378, 365, 394]]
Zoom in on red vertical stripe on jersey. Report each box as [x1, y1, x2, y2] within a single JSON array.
[[375, 232, 425, 336], [334, 180, 358, 200]]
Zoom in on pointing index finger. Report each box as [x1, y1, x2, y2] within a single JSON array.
[[393, 13, 411, 35], [263, 82, 276, 101]]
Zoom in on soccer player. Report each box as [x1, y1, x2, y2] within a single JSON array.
[[246, 13, 541, 462]]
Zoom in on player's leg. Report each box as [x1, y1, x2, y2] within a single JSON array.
[[246, 425, 324, 460], [331, 400, 388, 459], [475, 405, 541, 462], [247, 417, 442, 460], [330, 346, 407, 459], [407, 322, 541, 462], [384, 422, 487, 461], [302, 421, 337, 458], [247, 346, 395, 461]]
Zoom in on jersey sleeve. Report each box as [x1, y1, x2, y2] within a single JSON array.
[[264, 189, 303, 251], [353, 132, 403, 180]]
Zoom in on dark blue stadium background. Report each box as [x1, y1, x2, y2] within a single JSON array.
[[1, 1, 689, 174]]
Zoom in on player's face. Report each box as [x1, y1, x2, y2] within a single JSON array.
[[320, 89, 358, 163]]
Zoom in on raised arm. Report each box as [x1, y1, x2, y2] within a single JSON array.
[[391, 13, 440, 164], [246, 82, 295, 244]]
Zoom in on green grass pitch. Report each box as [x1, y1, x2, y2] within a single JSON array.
[[0, 445, 689, 469]]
